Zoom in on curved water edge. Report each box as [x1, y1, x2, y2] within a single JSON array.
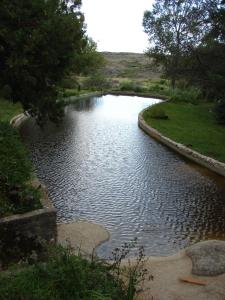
[[139, 105, 225, 178], [20, 94, 225, 258]]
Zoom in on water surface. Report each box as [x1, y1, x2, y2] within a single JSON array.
[[21, 95, 225, 257]]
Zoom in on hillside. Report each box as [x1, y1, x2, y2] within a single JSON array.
[[101, 52, 161, 80]]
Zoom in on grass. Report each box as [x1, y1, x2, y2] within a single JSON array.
[[0, 246, 126, 300], [0, 243, 150, 300], [0, 98, 42, 217], [0, 98, 22, 122], [143, 102, 225, 163]]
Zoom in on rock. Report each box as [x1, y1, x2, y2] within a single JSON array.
[[186, 240, 225, 276]]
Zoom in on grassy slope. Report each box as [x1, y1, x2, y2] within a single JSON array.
[[143, 102, 225, 163], [101, 52, 161, 80]]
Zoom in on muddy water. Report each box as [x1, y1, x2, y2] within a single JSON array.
[[21, 95, 225, 258]]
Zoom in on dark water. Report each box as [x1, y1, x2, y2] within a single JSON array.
[[21, 95, 225, 257]]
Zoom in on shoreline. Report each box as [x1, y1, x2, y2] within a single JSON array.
[[139, 105, 225, 178]]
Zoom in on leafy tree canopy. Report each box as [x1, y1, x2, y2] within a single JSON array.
[[73, 37, 105, 76], [0, 0, 86, 123], [143, 0, 219, 88]]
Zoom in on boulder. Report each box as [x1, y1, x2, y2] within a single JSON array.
[[186, 240, 225, 276]]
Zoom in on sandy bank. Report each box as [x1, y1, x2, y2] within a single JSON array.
[[124, 241, 225, 300]]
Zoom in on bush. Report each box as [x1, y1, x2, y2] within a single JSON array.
[[215, 99, 225, 125], [0, 241, 153, 300], [148, 106, 168, 119], [83, 74, 111, 91], [169, 87, 202, 104], [120, 81, 146, 93], [60, 78, 78, 89], [0, 122, 41, 217]]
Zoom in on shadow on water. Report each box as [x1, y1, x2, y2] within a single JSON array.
[[21, 95, 225, 258]]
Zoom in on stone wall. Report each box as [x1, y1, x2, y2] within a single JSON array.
[[139, 107, 225, 178], [0, 113, 58, 266], [0, 207, 57, 244]]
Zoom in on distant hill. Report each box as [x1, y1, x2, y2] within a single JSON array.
[[101, 52, 161, 80]]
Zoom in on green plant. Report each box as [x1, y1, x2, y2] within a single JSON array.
[[60, 78, 78, 90], [0, 122, 42, 217], [0, 245, 127, 300], [83, 74, 111, 91], [169, 87, 202, 104], [110, 239, 153, 300], [0, 241, 153, 300], [148, 106, 168, 119], [120, 81, 146, 93]]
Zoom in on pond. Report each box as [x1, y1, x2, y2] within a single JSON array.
[[21, 94, 225, 258]]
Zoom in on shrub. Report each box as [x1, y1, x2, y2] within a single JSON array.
[[120, 81, 146, 93], [60, 78, 78, 89], [169, 87, 202, 104], [148, 106, 168, 119], [0, 241, 153, 300], [0, 122, 41, 217], [83, 74, 111, 91]]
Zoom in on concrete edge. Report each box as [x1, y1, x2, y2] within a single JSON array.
[[10, 113, 29, 128], [0, 207, 56, 224], [7, 112, 57, 214], [138, 105, 225, 178]]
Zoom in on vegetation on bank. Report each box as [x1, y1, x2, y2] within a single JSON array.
[[0, 242, 151, 300], [144, 101, 225, 163], [0, 99, 42, 217]]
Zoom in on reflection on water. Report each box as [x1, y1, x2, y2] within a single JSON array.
[[21, 95, 225, 257]]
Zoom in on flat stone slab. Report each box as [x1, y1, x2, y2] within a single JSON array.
[[57, 221, 109, 256], [186, 240, 225, 276]]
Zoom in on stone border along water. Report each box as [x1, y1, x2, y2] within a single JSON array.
[[138, 102, 225, 178], [7, 111, 109, 256], [0, 114, 58, 251]]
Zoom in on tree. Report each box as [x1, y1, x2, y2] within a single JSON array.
[[0, 0, 86, 123], [143, 0, 219, 88], [73, 37, 105, 76], [180, 1, 225, 99]]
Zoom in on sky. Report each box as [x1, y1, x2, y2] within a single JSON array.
[[81, 0, 154, 53]]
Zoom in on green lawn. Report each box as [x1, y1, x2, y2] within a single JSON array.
[[143, 102, 225, 163]]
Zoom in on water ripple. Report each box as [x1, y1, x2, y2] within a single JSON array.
[[21, 95, 225, 258]]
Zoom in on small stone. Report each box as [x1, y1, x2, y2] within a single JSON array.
[[186, 240, 225, 276]]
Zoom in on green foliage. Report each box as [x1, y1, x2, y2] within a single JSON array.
[[148, 106, 168, 119], [83, 74, 111, 91], [144, 102, 225, 162], [181, 2, 225, 105], [143, 0, 219, 87], [0, 0, 86, 123], [0, 122, 32, 185], [147, 83, 167, 94], [73, 37, 105, 75], [0, 98, 22, 123], [0, 242, 152, 300], [169, 87, 202, 104], [60, 77, 79, 90], [120, 81, 146, 93], [0, 122, 41, 217], [62, 88, 80, 97]]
